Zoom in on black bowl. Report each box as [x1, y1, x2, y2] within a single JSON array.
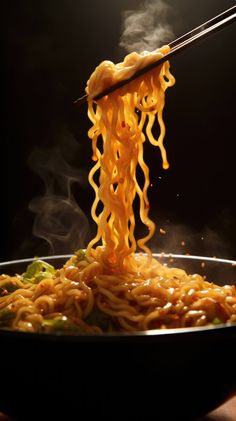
[[0, 254, 236, 421]]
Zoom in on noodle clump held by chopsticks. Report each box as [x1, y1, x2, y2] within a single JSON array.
[[0, 47, 236, 333]]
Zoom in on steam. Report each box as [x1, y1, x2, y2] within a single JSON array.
[[28, 135, 90, 255], [149, 221, 234, 259], [119, 0, 174, 53]]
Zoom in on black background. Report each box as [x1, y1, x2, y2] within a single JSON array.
[[1, 0, 235, 261]]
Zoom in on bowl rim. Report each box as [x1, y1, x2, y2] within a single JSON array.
[[0, 253, 236, 340], [1, 252, 236, 267]]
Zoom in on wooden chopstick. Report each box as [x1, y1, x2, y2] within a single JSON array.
[[74, 5, 236, 105]]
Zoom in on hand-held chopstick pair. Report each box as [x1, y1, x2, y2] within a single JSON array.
[[74, 5, 236, 105]]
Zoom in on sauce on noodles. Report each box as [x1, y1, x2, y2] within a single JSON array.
[[0, 46, 236, 333]]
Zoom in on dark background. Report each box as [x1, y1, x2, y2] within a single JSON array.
[[1, 0, 235, 261]]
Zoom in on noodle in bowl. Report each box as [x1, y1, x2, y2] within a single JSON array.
[[0, 255, 235, 420], [0, 252, 236, 334]]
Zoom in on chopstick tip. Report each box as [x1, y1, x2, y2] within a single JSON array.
[[73, 94, 88, 106]]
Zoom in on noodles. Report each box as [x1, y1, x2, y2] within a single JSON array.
[[0, 252, 236, 332], [0, 46, 236, 333], [86, 45, 175, 272]]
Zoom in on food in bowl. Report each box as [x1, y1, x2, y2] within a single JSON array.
[[0, 251, 236, 333], [1, 46, 235, 334]]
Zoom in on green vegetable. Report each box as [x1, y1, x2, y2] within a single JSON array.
[[0, 309, 15, 327], [42, 317, 82, 333], [74, 249, 86, 263], [85, 307, 110, 331], [0, 283, 20, 295], [212, 317, 223, 325], [23, 259, 56, 284]]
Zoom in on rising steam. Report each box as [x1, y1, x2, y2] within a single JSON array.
[[119, 0, 174, 53], [28, 137, 90, 255]]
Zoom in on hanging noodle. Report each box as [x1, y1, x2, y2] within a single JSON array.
[[85, 46, 174, 273], [0, 46, 236, 333]]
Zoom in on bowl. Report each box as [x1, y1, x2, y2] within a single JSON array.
[[0, 254, 236, 421]]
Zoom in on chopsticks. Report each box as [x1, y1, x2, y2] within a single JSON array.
[[74, 5, 236, 105]]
